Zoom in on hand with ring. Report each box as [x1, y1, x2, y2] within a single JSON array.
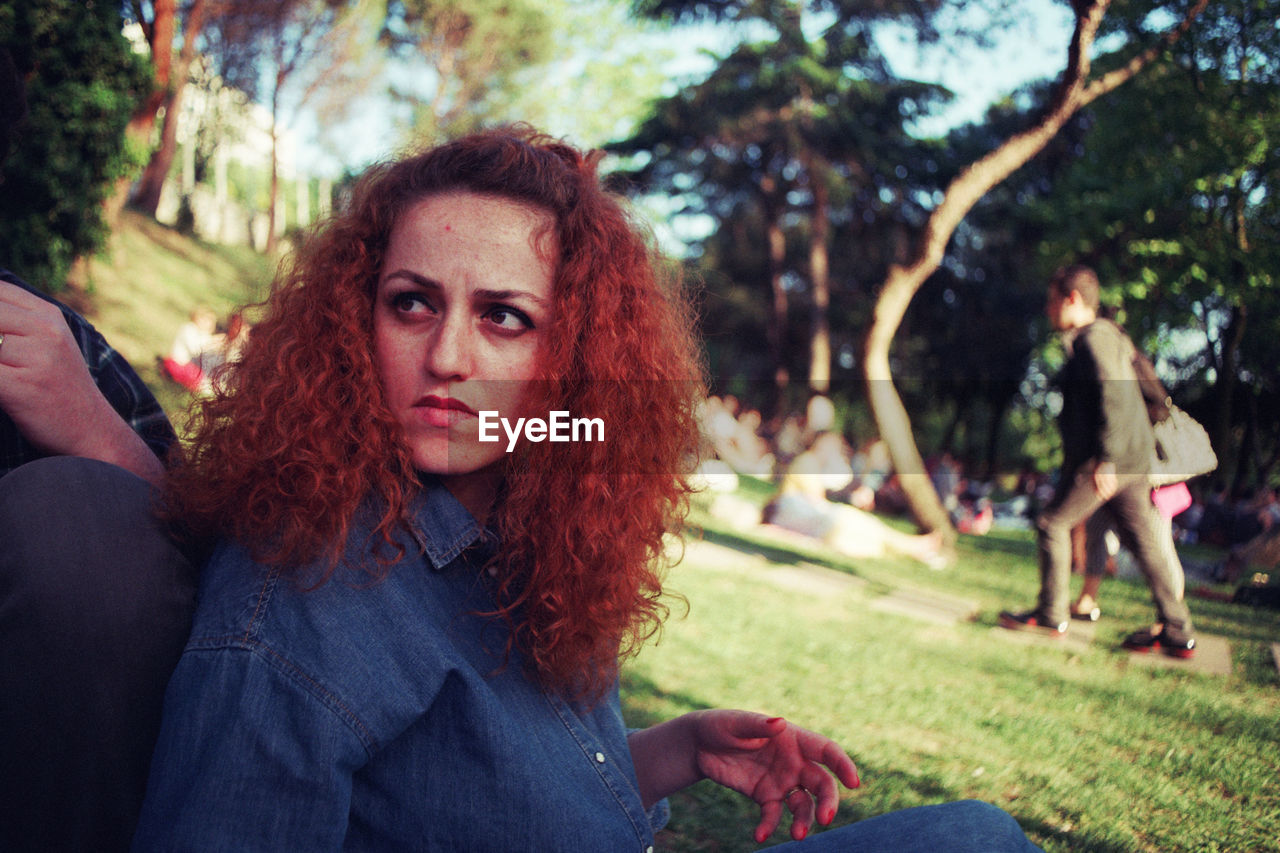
[[686, 709, 861, 843], [0, 280, 164, 484]]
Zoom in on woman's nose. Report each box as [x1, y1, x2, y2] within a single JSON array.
[[424, 314, 473, 380]]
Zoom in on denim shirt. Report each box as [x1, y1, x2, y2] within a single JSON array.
[[133, 480, 665, 851]]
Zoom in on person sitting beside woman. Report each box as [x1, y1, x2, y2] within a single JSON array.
[[133, 128, 1038, 851]]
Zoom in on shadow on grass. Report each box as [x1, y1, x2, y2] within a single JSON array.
[[692, 525, 837, 569], [621, 670, 714, 729], [651, 756, 1135, 852], [965, 529, 1038, 559], [622, 672, 1116, 853]]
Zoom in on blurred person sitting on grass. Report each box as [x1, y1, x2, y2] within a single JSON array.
[[763, 432, 948, 569]]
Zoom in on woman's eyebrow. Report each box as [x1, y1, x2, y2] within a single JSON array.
[[382, 269, 440, 289], [473, 288, 549, 308]]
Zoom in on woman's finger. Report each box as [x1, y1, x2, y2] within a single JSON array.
[[799, 731, 860, 789], [801, 763, 840, 825], [754, 798, 785, 843], [784, 784, 816, 841], [729, 711, 786, 740]]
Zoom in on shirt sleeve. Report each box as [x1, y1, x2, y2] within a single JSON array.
[[70, 308, 176, 461], [132, 643, 369, 852], [625, 727, 671, 832], [0, 270, 175, 471], [1082, 323, 1144, 466]]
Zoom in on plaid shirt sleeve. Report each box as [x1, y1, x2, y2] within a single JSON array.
[[1, 270, 176, 475]]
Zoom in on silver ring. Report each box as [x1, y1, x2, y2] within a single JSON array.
[[0, 331, 5, 355], [782, 785, 808, 800]]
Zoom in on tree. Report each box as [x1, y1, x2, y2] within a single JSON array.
[[1028, 0, 1280, 489], [207, 0, 382, 253], [620, 0, 948, 411], [381, 0, 559, 142], [902, 82, 1089, 479], [0, 0, 151, 290], [861, 0, 1209, 535], [123, 0, 215, 218]]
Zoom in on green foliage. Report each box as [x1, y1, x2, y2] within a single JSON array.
[[616, 0, 953, 405], [0, 0, 150, 290], [1027, 0, 1280, 485], [382, 0, 667, 148]]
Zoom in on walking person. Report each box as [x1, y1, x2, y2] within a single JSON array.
[[1000, 265, 1195, 657]]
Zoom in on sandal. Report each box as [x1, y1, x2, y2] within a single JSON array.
[[1069, 603, 1101, 621], [1069, 595, 1100, 622]]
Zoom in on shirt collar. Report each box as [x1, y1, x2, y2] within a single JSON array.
[[405, 477, 490, 571]]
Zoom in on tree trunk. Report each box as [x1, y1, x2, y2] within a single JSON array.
[[105, 0, 177, 226], [131, 85, 186, 216], [807, 171, 831, 394], [760, 177, 789, 411], [1215, 302, 1246, 483], [860, 0, 1207, 534], [129, 0, 210, 217], [267, 111, 281, 256]]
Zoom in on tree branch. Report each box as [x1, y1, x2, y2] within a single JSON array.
[[1079, 0, 1210, 106]]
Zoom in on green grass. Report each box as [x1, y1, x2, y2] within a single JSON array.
[[79, 217, 1279, 853], [628, 500, 1280, 852]]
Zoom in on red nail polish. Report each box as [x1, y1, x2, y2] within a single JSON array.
[[766, 716, 784, 725]]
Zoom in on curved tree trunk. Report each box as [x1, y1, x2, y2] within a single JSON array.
[[861, 0, 1208, 534]]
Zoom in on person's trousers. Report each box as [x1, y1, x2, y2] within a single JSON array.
[[0, 457, 198, 852], [771, 800, 1043, 852], [1085, 512, 1186, 600], [1037, 467, 1192, 634]]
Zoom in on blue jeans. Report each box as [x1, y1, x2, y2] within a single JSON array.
[[0, 457, 198, 852], [772, 800, 1044, 852]]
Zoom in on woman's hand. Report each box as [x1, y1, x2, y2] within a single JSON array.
[[690, 710, 860, 842], [628, 709, 860, 843]]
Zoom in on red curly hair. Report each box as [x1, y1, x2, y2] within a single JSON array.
[[167, 126, 705, 700]]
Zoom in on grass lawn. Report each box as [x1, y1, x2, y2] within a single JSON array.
[[626, 493, 1280, 852], [76, 210, 275, 429], [81, 216, 1278, 852]]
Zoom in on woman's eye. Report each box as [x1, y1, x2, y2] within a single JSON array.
[[391, 292, 434, 314], [486, 306, 534, 331]]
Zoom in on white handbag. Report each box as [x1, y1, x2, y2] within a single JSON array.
[[1149, 404, 1217, 486]]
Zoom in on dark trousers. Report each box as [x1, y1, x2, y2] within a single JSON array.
[[0, 457, 198, 852], [1036, 467, 1192, 634]]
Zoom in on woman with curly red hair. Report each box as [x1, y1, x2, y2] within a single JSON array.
[[133, 128, 1041, 852]]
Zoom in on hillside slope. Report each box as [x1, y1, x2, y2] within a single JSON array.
[[76, 211, 274, 422]]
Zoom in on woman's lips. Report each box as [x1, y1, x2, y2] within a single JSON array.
[[413, 395, 477, 428]]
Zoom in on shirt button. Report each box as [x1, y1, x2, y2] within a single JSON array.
[[594, 751, 606, 763], [645, 847, 654, 853]]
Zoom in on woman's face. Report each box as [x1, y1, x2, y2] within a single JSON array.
[[373, 191, 556, 516]]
